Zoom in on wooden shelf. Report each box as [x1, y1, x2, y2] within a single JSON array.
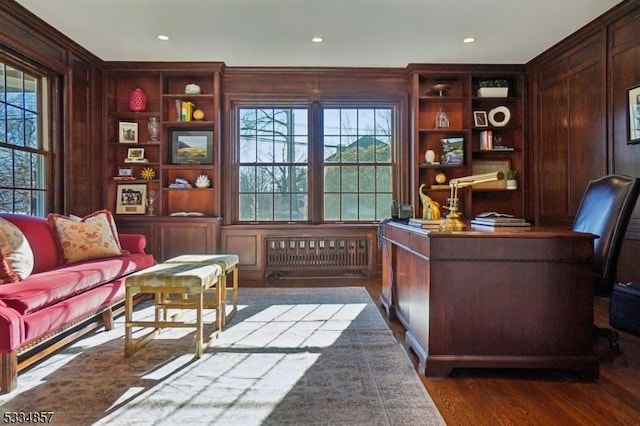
[[105, 66, 221, 220], [162, 120, 214, 128], [411, 68, 525, 219]]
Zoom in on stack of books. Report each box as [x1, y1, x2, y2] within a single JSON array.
[[168, 178, 192, 189], [470, 212, 530, 229], [408, 218, 444, 230]]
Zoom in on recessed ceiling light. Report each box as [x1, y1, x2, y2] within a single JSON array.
[[157, 35, 170, 41], [312, 37, 324, 43], [463, 37, 476, 43]]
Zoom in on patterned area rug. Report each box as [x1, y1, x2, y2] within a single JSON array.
[[0, 287, 445, 425]]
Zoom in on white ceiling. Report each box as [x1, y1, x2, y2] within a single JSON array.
[[15, 0, 624, 67]]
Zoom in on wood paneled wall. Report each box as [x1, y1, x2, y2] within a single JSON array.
[[0, 2, 104, 216], [610, 7, 640, 281], [529, 33, 607, 226], [527, 0, 640, 281], [2, 0, 639, 281], [221, 67, 410, 219]]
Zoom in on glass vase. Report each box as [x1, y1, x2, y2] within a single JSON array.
[[147, 190, 159, 216], [148, 117, 160, 143], [435, 108, 449, 128]]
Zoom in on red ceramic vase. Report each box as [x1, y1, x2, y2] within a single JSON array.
[[128, 88, 147, 112]]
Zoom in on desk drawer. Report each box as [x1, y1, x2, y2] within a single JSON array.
[[384, 223, 430, 257]]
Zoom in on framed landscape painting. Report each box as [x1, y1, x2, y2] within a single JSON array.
[[171, 130, 213, 164]]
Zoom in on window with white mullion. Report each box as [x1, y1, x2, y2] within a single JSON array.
[[238, 107, 309, 222], [235, 103, 394, 223], [0, 59, 48, 215]]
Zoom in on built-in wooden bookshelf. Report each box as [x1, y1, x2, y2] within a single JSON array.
[[408, 65, 526, 220], [103, 64, 224, 260]]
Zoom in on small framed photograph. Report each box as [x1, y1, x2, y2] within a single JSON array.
[[118, 167, 133, 177], [125, 147, 145, 162], [116, 183, 147, 214], [627, 84, 640, 144], [171, 130, 214, 164], [473, 111, 488, 127], [119, 121, 138, 143]]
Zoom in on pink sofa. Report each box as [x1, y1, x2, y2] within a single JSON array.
[[0, 213, 156, 393]]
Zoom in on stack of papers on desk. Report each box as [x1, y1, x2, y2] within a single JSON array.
[[471, 212, 531, 228]]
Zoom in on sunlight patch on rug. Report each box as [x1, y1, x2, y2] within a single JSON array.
[[0, 287, 445, 425]]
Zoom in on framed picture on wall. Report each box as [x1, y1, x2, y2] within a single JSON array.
[[124, 147, 146, 163], [116, 183, 147, 214], [118, 121, 138, 143], [627, 84, 640, 144], [473, 111, 488, 127], [170, 130, 213, 164]]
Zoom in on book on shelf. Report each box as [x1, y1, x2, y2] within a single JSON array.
[[169, 211, 204, 217], [180, 101, 195, 122], [480, 130, 493, 150]]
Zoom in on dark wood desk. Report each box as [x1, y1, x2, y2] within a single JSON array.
[[380, 221, 598, 378]]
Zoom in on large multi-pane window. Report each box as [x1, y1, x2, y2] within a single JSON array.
[[0, 60, 48, 216], [236, 104, 394, 223], [323, 108, 392, 221], [238, 108, 309, 221]]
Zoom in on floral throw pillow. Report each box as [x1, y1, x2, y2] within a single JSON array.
[[48, 210, 126, 264], [0, 216, 35, 283]]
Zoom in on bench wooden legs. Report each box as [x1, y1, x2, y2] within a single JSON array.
[[124, 283, 222, 358], [224, 266, 239, 326]]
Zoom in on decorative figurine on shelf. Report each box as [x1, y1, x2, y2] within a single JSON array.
[[435, 108, 449, 128], [419, 184, 441, 220], [195, 174, 211, 188], [128, 88, 147, 112], [431, 83, 450, 97], [193, 109, 205, 120], [424, 149, 436, 164], [140, 167, 155, 180], [185, 83, 201, 94]]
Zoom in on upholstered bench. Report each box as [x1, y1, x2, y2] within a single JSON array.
[[164, 254, 239, 327], [124, 262, 223, 357]]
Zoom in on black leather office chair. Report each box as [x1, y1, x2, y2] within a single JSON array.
[[572, 174, 640, 296], [572, 174, 640, 352]]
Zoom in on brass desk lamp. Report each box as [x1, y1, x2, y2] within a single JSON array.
[[440, 171, 505, 231]]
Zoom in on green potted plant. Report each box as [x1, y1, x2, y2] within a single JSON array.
[[505, 169, 518, 190], [477, 79, 509, 98]]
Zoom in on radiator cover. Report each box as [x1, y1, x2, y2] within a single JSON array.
[[265, 237, 370, 279]]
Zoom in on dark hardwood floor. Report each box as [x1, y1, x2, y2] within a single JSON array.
[[264, 277, 640, 425]]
